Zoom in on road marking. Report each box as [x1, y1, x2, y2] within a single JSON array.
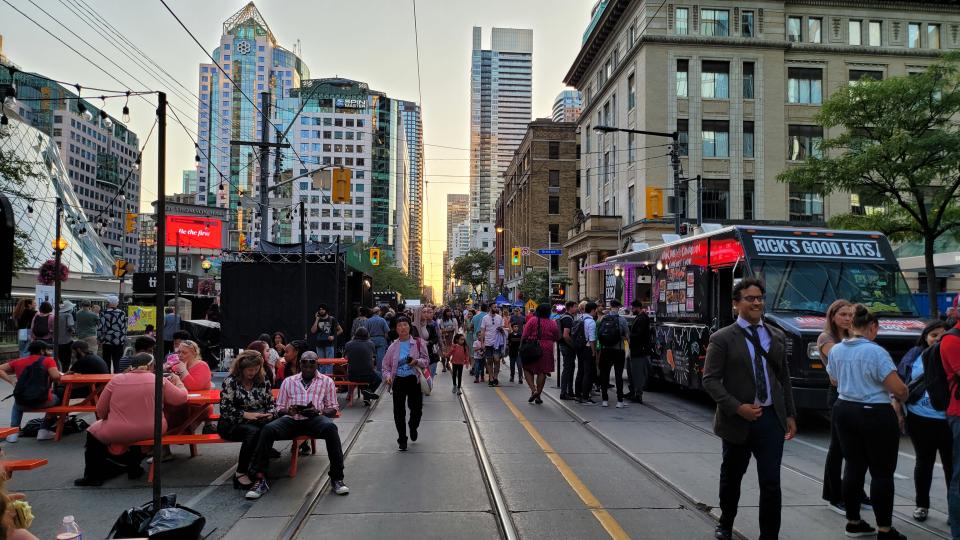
[[184, 464, 237, 509], [494, 387, 630, 540]]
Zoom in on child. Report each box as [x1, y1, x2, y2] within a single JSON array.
[[450, 334, 470, 394], [507, 324, 524, 384], [472, 337, 485, 383]]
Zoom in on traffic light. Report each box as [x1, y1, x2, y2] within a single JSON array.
[[113, 259, 128, 278], [679, 223, 689, 235], [124, 212, 138, 234], [511, 247, 521, 266], [369, 247, 380, 266], [331, 167, 352, 203]]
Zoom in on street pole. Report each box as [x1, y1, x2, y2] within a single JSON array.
[[52, 197, 63, 369], [671, 140, 682, 235], [695, 175, 703, 228], [547, 235, 552, 306], [258, 91, 270, 241], [300, 200, 308, 339], [174, 230, 180, 311], [153, 91, 167, 511]]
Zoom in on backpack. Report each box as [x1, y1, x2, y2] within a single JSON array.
[[13, 357, 51, 407], [571, 318, 588, 349], [597, 314, 623, 347], [922, 327, 960, 411], [31, 313, 50, 337]]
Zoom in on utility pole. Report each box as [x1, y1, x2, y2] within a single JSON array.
[[153, 91, 167, 511]]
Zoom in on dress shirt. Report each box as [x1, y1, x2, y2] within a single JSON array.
[[276, 372, 339, 420], [736, 316, 773, 407]]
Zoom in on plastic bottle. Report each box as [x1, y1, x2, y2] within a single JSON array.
[[56, 515, 82, 539]]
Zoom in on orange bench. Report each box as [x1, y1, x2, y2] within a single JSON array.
[[335, 381, 366, 406], [0, 428, 18, 440], [0, 459, 48, 477]]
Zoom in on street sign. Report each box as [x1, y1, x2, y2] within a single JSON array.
[[521, 247, 531, 256], [537, 249, 562, 256]]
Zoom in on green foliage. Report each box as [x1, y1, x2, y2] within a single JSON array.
[[0, 126, 41, 275], [451, 249, 495, 298], [519, 270, 549, 304], [778, 54, 960, 316], [367, 252, 421, 299]]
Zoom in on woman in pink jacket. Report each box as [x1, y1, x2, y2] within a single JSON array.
[[74, 353, 188, 486], [382, 317, 429, 451]]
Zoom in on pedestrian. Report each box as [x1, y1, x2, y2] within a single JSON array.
[[162, 306, 181, 353], [271, 331, 287, 358], [311, 304, 343, 372], [464, 308, 477, 355], [510, 308, 525, 330], [472, 335, 485, 383], [382, 317, 429, 451], [75, 301, 99, 354], [702, 278, 797, 540], [826, 304, 909, 540], [480, 304, 506, 386], [450, 334, 470, 394], [557, 301, 578, 399], [344, 327, 382, 403], [507, 323, 523, 384], [350, 306, 369, 339], [1, 341, 62, 442], [439, 308, 458, 373], [55, 300, 76, 370], [365, 308, 390, 371], [895, 320, 952, 522], [817, 299, 869, 514], [596, 300, 630, 408], [246, 351, 348, 499], [626, 299, 651, 403], [11, 298, 36, 357], [28, 301, 53, 344], [217, 349, 275, 491], [521, 304, 560, 404], [941, 316, 960, 540], [574, 302, 598, 404], [98, 296, 127, 374], [417, 306, 442, 377]]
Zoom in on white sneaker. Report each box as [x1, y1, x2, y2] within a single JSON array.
[[5, 433, 17, 443], [36, 428, 55, 441], [601, 400, 609, 407], [616, 401, 624, 409]]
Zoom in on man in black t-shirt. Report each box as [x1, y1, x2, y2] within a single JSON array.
[[343, 327, 381, 403], [627, 299, 652, 403], [57, 340, 109, 400], [311, 303, 343, 373], [557, 301, 579, 400]]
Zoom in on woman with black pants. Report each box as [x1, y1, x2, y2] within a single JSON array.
[[218, 350, 276, 490], [826, 305, 909, 540], [382, 318, 429, 451], [895, 320, 953, 522]]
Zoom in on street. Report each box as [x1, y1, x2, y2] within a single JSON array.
[[5, 366, 949, 539]]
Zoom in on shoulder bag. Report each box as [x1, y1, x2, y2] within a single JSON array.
[[411, 339, 433, 395]]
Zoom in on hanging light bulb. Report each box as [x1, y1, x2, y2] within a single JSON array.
[[132, 158, 140, 171], [27, 204, 34, 214], [3, 96, 16, 109], [0, 113, 8, 126], [121, 90, 131, 123], [117, 194, 126, 203], [218, 182, 225, 191], [99, 97, 112, 128]]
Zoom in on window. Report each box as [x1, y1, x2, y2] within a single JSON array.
[[548, 170, 560, 188], [628, 132, 636, 163], [868, 21, 881, 46], [676, 7, 689, 35], [702, 179, 730, 220], [549, 224, 560, 243], [787, 125, 823, 160], [787, 17, 802, 42], [849, 69, 883, 84], [701, 61, 730, 99], [743, 62, 755, 99], [808, 18, 822, 43], [548, 196, 560, 215], [677, 119, 689, 156], [702, 120, 730, 157], [701, 9, 729, 36], [743, 121, 754, 158], [928, 24, 941, 49], [627, 73, 636, 110], [629, 23, 637, 46], [743, 180, 755, 220], [742, 11, 755, 37], [908, 23, 921, 48], [677, 60, 689, 97], [789, 185, 824, 222], [549, 141, 560, 159], [849, 20, 862, 45], [788, 67, 823, 104], [627, 185, 636, 223]]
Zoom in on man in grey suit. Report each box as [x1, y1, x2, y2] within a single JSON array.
[[703, 277, 797, 540]]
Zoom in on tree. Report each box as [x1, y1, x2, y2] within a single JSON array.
[[778, 54, 960, 317], [452, 249, 495, 301], [519, 269, 549, 304], [0, 125, 39, 276], [368, 253, 421, 299]]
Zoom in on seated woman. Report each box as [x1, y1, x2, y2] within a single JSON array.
[[74, 353, 188, 486], [163, 340, 213, 453], [218, 350, 276, 490], [247, 340, 276, 388]]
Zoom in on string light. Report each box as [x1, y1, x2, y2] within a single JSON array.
[[99, 96, 113, 129], [0, 113, 7, 126], [121, 91, 130, 123]]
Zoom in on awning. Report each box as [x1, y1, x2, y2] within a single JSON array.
[[580, 261, 654, 272], [494, 295, 511, 305]]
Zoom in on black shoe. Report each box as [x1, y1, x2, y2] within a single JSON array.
[[233, 474, 253, 489], [74, 477, 104, 487], [559, 393, 573, 400], [714, 525, 732, 540], [269, 448, 282, 459], [299, 441, 311, 456], [845, 521, 877, 537], [202, 422, 217, 435], [488, 380, 495, 387], [398, 439, 408, 451], [877, 527, 906, 540], [528, 394, 537, 403], [583, 398, 596, 404], [331, 480, 350, 495], [410, 427, 418, 442], [361, 391, 379, 400], [534, 394, 543, 405]]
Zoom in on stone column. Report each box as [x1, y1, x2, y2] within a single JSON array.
[[585, 251, 601, 301], [567, 257, 579, 301]]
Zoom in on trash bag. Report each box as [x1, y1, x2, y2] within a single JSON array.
[[109, 494, 205, 539]]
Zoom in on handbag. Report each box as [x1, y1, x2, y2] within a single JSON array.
[[906, 375, 927, 405], [518, 319, 543, 366], [410, 339, 432, 395]]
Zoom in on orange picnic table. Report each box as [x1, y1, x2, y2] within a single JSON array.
[[35, 373, 114, 441], [0, 428, 18, 440]]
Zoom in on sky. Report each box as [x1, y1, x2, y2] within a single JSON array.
[[0, 0, 588, 302]]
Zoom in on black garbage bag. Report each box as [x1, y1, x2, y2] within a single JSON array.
[[109, 494, 205, 539]]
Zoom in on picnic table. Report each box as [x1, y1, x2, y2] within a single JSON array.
[[30, 373, 114, 441], [0, 428, 18, 440]]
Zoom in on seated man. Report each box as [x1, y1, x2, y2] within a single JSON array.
[[56, 340, 109, 401], [245, 351, 349, 500], [118, 336, 156, 373], [343, 327, 381, 403], [0, 341, 63, 442]]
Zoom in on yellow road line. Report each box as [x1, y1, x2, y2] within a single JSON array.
[[494, 388, 630, 540]]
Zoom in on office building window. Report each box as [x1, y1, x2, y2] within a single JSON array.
[[701, 61, 730, 99], [628, 132, 636, 163], [549, 223, 560, 243], [743, 62, 755, 99], [743, 121, 754, 158], [677, 119, 689, 156], [789, 185, 824, 222], [676, 7, 689, 35], [928, 24, 941, 49], [788, 67, 823, 104], [743, 180, 755, 220], [742, 11, 755, 37], [702, 120, 730, 157], [701, 9, 729, 36], [869, 21, 881, 46], [627, 185, 636, 223], [677, 60, 689, 97], [548, 196, 560, 215], [808, 17, 822, 43], [787, 17, 802, 41], [849, 20, 862, 45], [908, 23, 921, 48], [787, 125, 824, 160], [627, 73, 636, 110], [702, 179, 730, 220]]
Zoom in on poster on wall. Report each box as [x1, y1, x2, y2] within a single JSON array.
[[127, 305, 156, 332], [658, 280, 666, 302], [35, 285, 54, 306]]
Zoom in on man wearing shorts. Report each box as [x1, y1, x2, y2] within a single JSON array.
[[479, 304, 505, 387]]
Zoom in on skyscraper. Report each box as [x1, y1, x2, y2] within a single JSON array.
[[552, 89, 583, 122], [399, 100, 423, 284], [444, 193, 469, 298], [469, 26, 532, 251]]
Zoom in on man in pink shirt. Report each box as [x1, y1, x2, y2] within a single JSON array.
[[245, 351, 348, 500]]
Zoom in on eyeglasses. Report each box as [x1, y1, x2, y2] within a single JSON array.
[[739, 295, 765, 304]]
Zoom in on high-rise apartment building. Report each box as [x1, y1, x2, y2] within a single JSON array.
[[443, 193, 469, 295], [182, 170, 198, 194], [552, 89, 583, 122], [469, 26, 533, 251], [399, 100, 424, 284]]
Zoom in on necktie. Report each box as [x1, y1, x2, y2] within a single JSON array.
[[747, 325, 769, 404]]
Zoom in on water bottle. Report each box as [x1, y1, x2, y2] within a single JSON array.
[[56, 515, 82, 539]]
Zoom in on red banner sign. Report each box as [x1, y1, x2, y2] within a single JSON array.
[[165, 216, 222, 249]]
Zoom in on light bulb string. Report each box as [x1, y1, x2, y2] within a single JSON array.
[[0, 64, 154, 96], [7, 91, 155, 103]]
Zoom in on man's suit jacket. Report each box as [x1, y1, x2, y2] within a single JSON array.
[[702, 321, 797, 445]]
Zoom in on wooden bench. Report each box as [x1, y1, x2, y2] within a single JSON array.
[[0, 459, 48, 477], [23, 405, 98, 441]]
